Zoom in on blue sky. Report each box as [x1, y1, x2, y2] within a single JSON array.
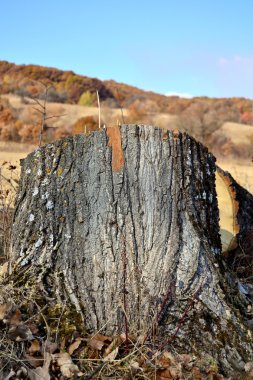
[[1, 0, 253, 98]]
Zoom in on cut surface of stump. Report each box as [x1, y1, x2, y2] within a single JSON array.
[[10, 125, 253, 375]]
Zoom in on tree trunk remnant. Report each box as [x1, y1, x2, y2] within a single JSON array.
[[217, 166, 253, 281], [11, 125, 253, 375]]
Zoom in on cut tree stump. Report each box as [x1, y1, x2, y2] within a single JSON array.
[[216, 166, 253, 253], [10, 125, 253, 375]]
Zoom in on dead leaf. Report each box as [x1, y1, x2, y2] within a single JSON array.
[[0, 303, 12, 320], [130, 361, 140, 370], [24, 353, 44, 368], [178, 353, 195, 369], [28, 352, 51, 380], [192, 367, 204, 380], [28, 339, 41, 354], [88, 334, 112, 351], [9, 308, 21, 327], [0, 262, 8, 277], [45, 340, 58, 354], [8, 324, 34, 341], [27, 322, 39, 335], [103, 346, 119, 362], [156, 368, 173, 380], [104, 335, 124, 357], [157, 354, 172, 369], [169, 365, 182, 378], [68, 337, 82, 355], [162, 352, 176, 366], [53, 352, 83, 378]]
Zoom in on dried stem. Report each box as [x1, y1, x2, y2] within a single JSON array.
[[96, 90, 101, 129], [122, 235, 129, 351], [157, 274, 207, 352]]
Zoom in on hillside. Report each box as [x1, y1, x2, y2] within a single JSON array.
[[0, 60, 252, 194], [0, 60, 168, 108], [1, 60, 253, 119]]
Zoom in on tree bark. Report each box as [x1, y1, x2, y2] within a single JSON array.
[[11, 125, 253, 375]]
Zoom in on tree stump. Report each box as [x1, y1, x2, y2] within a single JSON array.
[[11, 125, 253, 374]]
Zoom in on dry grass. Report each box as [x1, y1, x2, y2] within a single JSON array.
[[217, 158, 253, 194], [1, 94, 129, 129], [0, 141, 35, 181], [218, 122, 253, 146]]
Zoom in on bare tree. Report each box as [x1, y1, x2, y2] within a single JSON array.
[[25, 82, 65, 146]]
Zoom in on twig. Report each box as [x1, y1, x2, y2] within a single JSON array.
[[31, 106, 44, 114], [121, 235, 129, 351], [54, 303, 66, 343], [143, 280, 175, 344], [157, 274, 207, 352], [23, 305, 47, 324], [83, 362, 107, 380], [26, 81, 65, 146], [45, 114, 66, 120], [96, 90, 101, 129]]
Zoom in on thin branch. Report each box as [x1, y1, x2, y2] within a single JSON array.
[[31, 97, 44, 108], [96, 90, 101, 129], [54, 303, 66, 343], [45, 114, 66, 120], [83, 362, 107, 380], [121, 235, 129, 351], [156, 274, 207, 352], [31, 106, 44, 115]]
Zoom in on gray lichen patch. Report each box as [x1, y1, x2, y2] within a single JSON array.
[[46, 200, 54, 210], [29, 214, 35, 222], [35, 238, 43, 248]]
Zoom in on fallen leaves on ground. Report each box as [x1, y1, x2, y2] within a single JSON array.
[[53, 352, 83, 377], [0, 302, 228, 379], [28, 352, 51, 380], [88, 333, 112, 351], [68, 336, 82, 355]]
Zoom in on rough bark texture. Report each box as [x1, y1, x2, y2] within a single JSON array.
[[11, 125, 253, 375]]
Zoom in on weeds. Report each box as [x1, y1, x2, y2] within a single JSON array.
[[0, 161, 19, 265]]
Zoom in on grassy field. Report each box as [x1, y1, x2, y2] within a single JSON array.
[[217, 121, 253, 146], [217, 159, 253, 194], [0, 141, 35, 174], [2, 94, 130, 128]]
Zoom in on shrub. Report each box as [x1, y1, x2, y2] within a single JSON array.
[[18, 123, 40, 143], [39, 87, 67, 103], [78, 91, 96, 106], [72, 116, 98, 134], [54, 126, 71, 140]]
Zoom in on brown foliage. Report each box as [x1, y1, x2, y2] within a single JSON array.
[[54, 126, 71, 140], [0, 60, 253, 163], [1, 60, 253, 128], [128, 98, 160, 123], [17, 123, 40, 143], [0, 98, 20, 141], [0, 60, 114, 104], [178, 99, 241, 145], [72, 115, 98, 134]]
